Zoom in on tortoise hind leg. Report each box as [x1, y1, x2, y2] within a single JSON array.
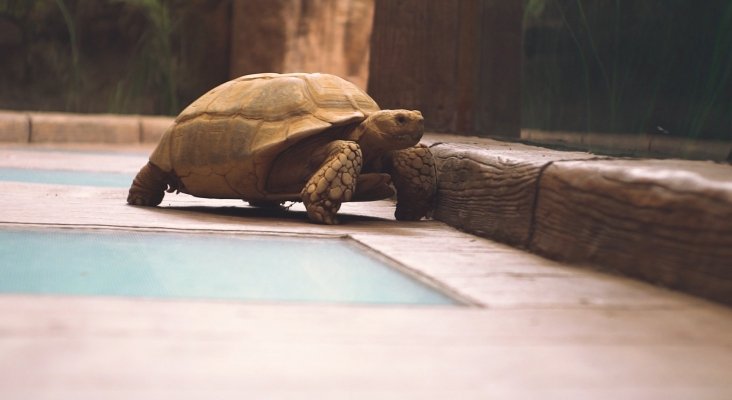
[[127, 162, 170, 206], [301, 140, 362, 224]]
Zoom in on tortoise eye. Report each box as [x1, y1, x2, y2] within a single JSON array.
[[395, 114, 407, 125]]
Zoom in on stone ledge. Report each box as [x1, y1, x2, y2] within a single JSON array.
[[430, 137, 732, 305], [0, 111, 30, 142], [0, 110, 173, 144], [522, 129, 732, 161]]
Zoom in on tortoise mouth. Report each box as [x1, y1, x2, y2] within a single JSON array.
[[393, 132, 422, 144]]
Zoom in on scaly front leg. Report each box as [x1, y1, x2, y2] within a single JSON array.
[[388, 144, 437, 221], [301, 141, 362, 224]]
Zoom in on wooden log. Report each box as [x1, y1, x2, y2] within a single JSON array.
[[530, 159, 732, 304], [431, 141, 592, 246]]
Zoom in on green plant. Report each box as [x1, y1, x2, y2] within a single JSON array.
[[523, 0, 732, 140], [686, 3, 732, 138], [54, 0, 82, 111], [110, 0, 179, 115]]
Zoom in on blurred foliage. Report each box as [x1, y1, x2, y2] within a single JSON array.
[[54, 0, 81, 110], [109, 0, 178, 114], [0, 0, 230, 115], [522, 0, 732, 140]]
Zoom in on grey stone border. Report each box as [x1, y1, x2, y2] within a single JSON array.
[[0, 110, 173, 144], [522, 129, 732, 162]]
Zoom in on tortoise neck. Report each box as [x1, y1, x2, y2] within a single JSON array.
[[346, 119, 386, 154]]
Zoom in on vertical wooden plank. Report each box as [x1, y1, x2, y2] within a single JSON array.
[[475, 0, 523, 137], [229, 0, 287, 77], [368, 0, 522, 137], [367, 0, 460, 131], [456, 0, 480, 133]]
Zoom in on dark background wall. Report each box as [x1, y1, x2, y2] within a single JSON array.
[[0, 0, 730, 141], [523, 0, 732, 140], [0, 0, 372, 116], [0, 0, 230, 115], [367, 0, 523, 137]]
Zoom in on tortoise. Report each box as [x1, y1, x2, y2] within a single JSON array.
[[127, 72, 436, 224]]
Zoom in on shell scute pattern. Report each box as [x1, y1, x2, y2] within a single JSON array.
[[150, 73, 379, 199]]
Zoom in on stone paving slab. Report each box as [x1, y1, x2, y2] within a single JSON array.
[[0, 145, 731, 398], [1, 295, 731, 400]]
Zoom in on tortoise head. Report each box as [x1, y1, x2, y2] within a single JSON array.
[[357, 110, 424, 151]]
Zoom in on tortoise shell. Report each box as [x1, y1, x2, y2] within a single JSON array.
[[149, 72, 380, 200]]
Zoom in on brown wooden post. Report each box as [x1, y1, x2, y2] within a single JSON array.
[[228, 0, 374, 89], [229, 0, 288, 77], [368, 0, 523, 137]]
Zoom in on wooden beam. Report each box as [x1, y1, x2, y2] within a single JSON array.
[[368, 0, 523, 136]]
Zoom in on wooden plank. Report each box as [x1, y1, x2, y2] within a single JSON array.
[[368, 0, 523, 136], [368, 0, 460, 130], [228, 0, 287, 77], [474, 0, 523, 136], [531, 158, 732, 305]]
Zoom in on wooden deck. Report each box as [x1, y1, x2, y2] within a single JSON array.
[[0, 144, 731, 399]]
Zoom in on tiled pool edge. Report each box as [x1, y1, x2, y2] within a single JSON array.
[[429, 138, 732, 306], [0, 222, 475, 307], [346, 235, 479, 307]]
